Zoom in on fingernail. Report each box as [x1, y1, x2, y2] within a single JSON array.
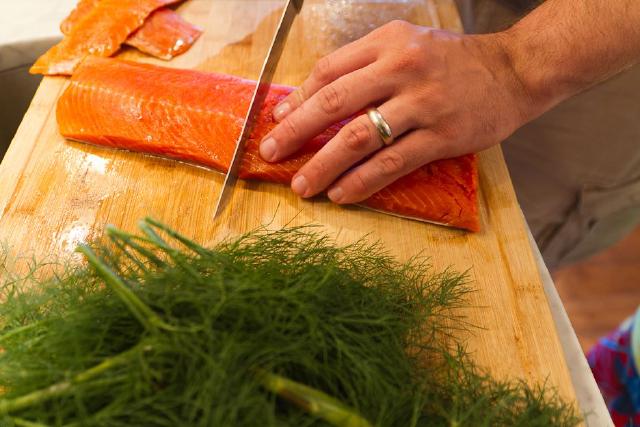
[[260, 137, 277, 161], [273, 102, 291, 122], [328, 186, 344, 203], [291, 175, 309, 197]]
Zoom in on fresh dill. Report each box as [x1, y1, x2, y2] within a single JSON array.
[[0, 219, 580, 426]]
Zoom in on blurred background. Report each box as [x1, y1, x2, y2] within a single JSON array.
[[555, 230, 640, 351], [1, 1, 76, 156]]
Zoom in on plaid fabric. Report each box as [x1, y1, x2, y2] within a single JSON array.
[[588, 311, 640, 427]]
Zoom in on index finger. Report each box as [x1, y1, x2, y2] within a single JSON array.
[[260, 62, 392, 162], [272, 37, 378, 122]]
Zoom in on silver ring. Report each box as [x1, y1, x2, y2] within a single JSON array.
[[366, 108, 394, 146]]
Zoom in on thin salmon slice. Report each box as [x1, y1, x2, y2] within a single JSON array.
[[60, 0, 99, 34], [126, 9, 202, 60], [57, 57, 480, 231], [31, 0, 181, 75], [61, 1, 202, 61]]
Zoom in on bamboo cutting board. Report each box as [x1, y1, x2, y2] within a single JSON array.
[[0, 0, 578, 407]]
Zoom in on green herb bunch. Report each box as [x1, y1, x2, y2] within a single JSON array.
[[0, 219, 579, 426]]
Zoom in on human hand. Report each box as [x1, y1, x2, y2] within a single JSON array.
[[259, 20, 538, 204]]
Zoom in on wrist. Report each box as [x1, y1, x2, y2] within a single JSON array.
[[467, 32, 549, 129], [496, 25, 581, 119]]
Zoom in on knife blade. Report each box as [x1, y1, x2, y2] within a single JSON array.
[[213, 0, 303, 218]]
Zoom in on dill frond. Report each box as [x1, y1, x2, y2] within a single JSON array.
[[0, 219, 580, 426]]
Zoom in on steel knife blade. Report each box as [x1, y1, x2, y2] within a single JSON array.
[[213, 0, 303, 219]]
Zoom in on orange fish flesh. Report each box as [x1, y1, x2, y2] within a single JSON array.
[[126, 8, 202, 60], [31, 0, 181, 75], [61, 1, 202, 61], [56, 57, 480, 231], [60, 0, 99, 34]]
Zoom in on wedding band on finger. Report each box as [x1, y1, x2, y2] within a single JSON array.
[[366, 108, 394, 146]]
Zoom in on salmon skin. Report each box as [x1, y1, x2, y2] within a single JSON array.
[[61, 1, 202, 61], [31, 0, 181, 75], [57, 57, 480, 231]]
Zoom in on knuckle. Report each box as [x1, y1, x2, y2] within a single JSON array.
[[350, 171, 369, 195], [419, 88, 447, 114], [423, 135, 453, 160], [404, 42, 424, 62], [371, 20, 410, 41], [317, 84, 345, 115], [343, 121, 373, 151], [280, 116, 299, 140], [307, 158, 330, 182], [377, 150, 406, 176], [387, 48, 421, 73], [386, 20, 411, 33], [290, 88, 305, 106], [312, 56, 334, 85]]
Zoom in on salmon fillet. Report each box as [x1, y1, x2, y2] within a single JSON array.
[[57, 57, 480, 231], [31, 0, 181, 75], [61, 1, 202, 61]]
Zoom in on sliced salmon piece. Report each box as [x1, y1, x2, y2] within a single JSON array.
[[61, 2, 202, 61], [60, 0, 99, 35], [31, 0, 181, 75], [57, 57, 480, 231], [126, 8, 202, 60]]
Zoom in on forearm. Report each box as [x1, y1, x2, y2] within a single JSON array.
[[500, 0, 640, 115]]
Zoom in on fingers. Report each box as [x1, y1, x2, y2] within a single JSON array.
[[260, 63, 393, 162], [273, 37, 378, 121], [290, 101, 415, 198], [326, 129, 448, 204]]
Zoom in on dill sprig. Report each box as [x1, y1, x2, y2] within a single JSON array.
[[0, 219, 580, 426]]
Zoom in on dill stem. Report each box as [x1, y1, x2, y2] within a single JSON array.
[[256, 370, 373, 427], [143, 217, 207, 255], [106, 226, 165, 267], [0, 343, 147, 415], [0, 322, 40, 343], [76, 244, 165, 333], [138, 222, 200, 278], [10, 417, 49, 427]]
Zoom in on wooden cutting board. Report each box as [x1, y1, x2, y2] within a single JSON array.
[[0, 0, 578, 407]]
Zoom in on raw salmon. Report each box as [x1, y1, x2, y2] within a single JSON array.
[[126, 8, 202, 60], [31, 0, 181, 75], [60, 0, 99, 34], [57, 57, 480, 231], [61, 2, 202, 61]]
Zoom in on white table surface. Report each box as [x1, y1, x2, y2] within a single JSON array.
[[528, 228, 613, 427], [1, 1, 612, 425]]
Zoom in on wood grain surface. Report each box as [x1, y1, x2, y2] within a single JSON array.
[[0, 0, 578, 406]]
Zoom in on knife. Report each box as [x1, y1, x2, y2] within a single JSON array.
[[213, 0, 303, 218]]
